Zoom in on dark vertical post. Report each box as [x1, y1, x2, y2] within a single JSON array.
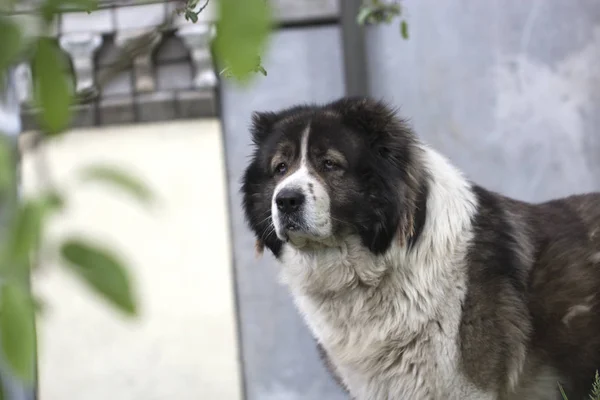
[[0, 68, 37, 400], [340, 0, 370, 96]]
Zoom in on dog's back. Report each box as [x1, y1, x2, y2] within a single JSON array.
[[524, 193, 600, 399]]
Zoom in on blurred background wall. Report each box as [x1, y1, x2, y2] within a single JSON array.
[[23, 121, 242, 400], [364, 0, 600, 202]]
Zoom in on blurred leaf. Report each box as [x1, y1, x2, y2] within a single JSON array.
[[2, 193, 64, 277], [220, 56, 267, 78], [7, 205, 41, 267], [37, 191, 65, 212], [357, 2, 401, 26], [219, 67, 232, 77], [0, 138, 14, 196], [60, 239, 137, 316], [185, 10, 198, 23], [590, 371, 600, 400], [78, 164, 153, 205], [256, 64, 267, 76], [0, 373, 4, 400], [8, 202, 44, 266], [0, 18, 23, 72], [213, 0, 271, 82], [32, 38, 73, 135], [400, 20, 409, 39], [251, 56, 266, 75], [0, 284, 36, 383], [356, 6, 373, 26], [558, 382, 568, 399]]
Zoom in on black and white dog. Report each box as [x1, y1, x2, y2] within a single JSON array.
[[241, 97, 600, 400]]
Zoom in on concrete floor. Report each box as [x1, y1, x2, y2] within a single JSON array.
[[21, 120, 242, 400]]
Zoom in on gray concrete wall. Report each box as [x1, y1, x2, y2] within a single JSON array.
[[365, 0, 600, 202], [221, 26, 348, 400]]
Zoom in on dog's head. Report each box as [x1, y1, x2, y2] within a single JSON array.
[[241, 97, 427, 258]]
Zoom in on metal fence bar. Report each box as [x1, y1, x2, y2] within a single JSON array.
[[340, 0, 370, 96]]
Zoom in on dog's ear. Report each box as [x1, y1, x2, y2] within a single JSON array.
[[250, 111, 277, 145]]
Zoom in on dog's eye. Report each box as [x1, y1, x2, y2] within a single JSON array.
[[323, 159, 337, 171], [275, 162, 288, 175]]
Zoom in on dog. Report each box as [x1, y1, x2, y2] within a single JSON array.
[[240, 96, 600, 400]]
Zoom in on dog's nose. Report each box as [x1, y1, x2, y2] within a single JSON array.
[[276, 189, 305, 214]]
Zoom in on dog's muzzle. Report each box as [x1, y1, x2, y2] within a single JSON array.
[[274, 188, 306, 234]]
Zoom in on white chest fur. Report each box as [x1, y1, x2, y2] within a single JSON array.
[[280, 237, 490, 400]]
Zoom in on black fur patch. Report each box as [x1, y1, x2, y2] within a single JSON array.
[[459, 186, 531, 392]]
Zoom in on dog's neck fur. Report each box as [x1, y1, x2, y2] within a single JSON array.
[[277, 145, 489, 399]]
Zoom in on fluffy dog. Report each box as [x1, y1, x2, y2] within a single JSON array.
[[241, 97, 600, 400]]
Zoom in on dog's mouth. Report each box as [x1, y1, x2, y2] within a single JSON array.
[[285, 221, 308, 237], [278, 222, 308, 243], [275, 212, 337, 248], [280, 224, 338, 249], [277, 215, 307, 238]]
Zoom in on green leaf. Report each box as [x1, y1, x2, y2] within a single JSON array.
[[78, 164, 154, 205], [558, 382, 568, 400], [185, 10, 198, 23], [7, 200, 46, 264], [0, 372, 5, 400], [591, 371, 600, 400], [213, 0, 272, 83], [0, 137, 14, 196], [400, 20, 409, 39], [356, 6, 374, 26], [0, 284, 36, 383], [32, 38, 73, 135], [0, 17, 23, 72], [219, 67, 233, 78], [7, 202, 43, 266], [38, 191, 65, 212], [256, 65, 267, 76], [357, 2, 401, 26], [60, 239, 137, 316], [0, 192, 63, 279]]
